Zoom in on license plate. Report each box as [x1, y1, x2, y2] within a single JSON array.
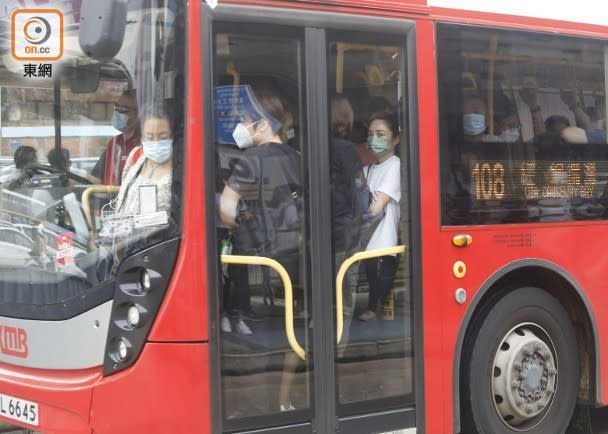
[[0, 393, 38, 426]]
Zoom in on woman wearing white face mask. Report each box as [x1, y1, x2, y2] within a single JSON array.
[[219, 88, 301, 338], [113, 108, 174, 216], [358, 110, 401, 322]]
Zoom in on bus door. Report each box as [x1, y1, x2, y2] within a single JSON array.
[[209, 7, 417, 434]]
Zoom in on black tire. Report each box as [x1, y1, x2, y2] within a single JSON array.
[[461, 287, 579, 434]]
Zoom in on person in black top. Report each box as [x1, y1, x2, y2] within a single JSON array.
[[330, 94, 366, 337], [219, 87, 301, 335]]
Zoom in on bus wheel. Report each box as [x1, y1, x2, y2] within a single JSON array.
[[462, 287, 579, 434]]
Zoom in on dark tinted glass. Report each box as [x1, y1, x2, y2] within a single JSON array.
[[438, 24, 608, 225]]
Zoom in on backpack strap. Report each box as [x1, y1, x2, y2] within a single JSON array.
[[122, 146, 144, 182]]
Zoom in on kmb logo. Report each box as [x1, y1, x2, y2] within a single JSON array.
[[0, 326, 28, 359], [11, 9, 63, 61]]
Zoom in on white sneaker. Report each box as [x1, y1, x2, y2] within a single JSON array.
[[221, 316, 232, 333], [236, 320, 252, 335], [280, 403, 295, 412]]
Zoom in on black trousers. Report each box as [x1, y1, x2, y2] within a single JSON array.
[[365, 255, 398, 312]]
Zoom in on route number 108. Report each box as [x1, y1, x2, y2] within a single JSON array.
[[471, 162, 505, 200]]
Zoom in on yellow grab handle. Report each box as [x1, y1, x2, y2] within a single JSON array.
[[335, 245, 407, 344], [81, 185, 120, 250], [220, 254, 306, 360]]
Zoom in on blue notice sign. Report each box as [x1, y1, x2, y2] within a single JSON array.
[[8, 141, 22, 150], [214, 85, 265, 145]]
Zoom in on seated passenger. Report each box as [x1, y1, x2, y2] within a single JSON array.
[[47, 148, 89, 178], [545, 115, 570, 134], [559, 89, 607, 144], [112, 107, 173, 215], [463, 94, 526, 144], [0, 145, 37, 184]]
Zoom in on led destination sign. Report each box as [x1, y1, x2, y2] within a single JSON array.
[[470, 160, 602, 202]]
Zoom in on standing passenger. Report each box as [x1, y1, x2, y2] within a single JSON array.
[[219, 87, 301, 335], [358, 111, 401, 322]]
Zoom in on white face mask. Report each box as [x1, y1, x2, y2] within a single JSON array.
[[499, 127, 520, 143], [232, 121, 260, 149], [142, 139, 173, 163], [463, 113, 486, 136]]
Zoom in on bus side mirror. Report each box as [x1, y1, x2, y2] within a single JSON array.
[[79, 0, 127, 60]]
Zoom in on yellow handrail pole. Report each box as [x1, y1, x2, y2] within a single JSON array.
[[335, 245, 407, 343], [487, 35, 498, 136], [336, 43, 345, 93], [81, 185, 120, 250], [220, 254, 306, 360]]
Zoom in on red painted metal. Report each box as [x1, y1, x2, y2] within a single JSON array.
[[0, 363, 101, 434], [415, 18, 447, 434], [148, 0, 208, 343], [89, 343, 209, 434]]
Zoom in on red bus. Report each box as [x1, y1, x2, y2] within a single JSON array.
[[0, 0, 608, 433]]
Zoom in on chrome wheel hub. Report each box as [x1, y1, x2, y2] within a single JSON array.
[[492, 326, 557, 430]]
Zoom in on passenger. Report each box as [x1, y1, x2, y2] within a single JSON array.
[[354, 96, 394, 165], [462, 96, 489, 142], [494, 96, 522, 143], [46, 148, 89, 178], [559, 89, 607, 144], [330, 94, 366, 345], [519, 81, 546, 136], [219, 87, 301, 335], [330, 94, 366, 258], [463, 94, 526, 143], [0, 145, 37, 184], [545, 115, 570, 134], [358, 110, 401, 322], [112, 107, 173, 215], [90, 90, 141, 185]]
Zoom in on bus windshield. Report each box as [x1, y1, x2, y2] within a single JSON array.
[[0, 0, 184, 320]]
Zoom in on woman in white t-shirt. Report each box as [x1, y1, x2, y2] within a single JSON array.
[[359, 111, 401, 322]]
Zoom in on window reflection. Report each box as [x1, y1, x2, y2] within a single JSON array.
[[328, 38, 414, 414], [439, 25, 608, 225]]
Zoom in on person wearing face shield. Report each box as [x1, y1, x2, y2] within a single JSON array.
[[90, 90, 141, 185], [219, 87, 301, 336], [218, 87, 303, 411], [358, 110, 401, 322]]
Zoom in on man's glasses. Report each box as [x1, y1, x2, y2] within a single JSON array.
[[114, 105, 135, 114]]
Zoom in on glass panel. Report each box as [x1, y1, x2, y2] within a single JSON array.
[[213, 25, 311, 430], [0, 0, 183, 317], [438, 24, 608, 225], [327, 35, 414, 415]]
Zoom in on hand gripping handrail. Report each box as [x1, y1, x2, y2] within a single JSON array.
[[335, 245, 407, 344], [81, 185, 120, 250], [220, 254, 306, 360]]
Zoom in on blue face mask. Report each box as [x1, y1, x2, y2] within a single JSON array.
[[463, 113, 486, 136], [112, 111, 129, 133], [367, 136, 391, 157], [142, 139, 173, 163]]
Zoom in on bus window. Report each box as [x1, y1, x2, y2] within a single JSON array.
[[0, 0, 184, 350], [213, 25, 310, 427], [438, 24, 608, 225], [327, 35, 414, 415]]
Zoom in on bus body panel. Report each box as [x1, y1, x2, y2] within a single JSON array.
[[414, 17, 448, 434], [0, 364, 101, 434], [148, 0, 208, 343], [90, 343, 210, 434], [439, 223, 608, 398]]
